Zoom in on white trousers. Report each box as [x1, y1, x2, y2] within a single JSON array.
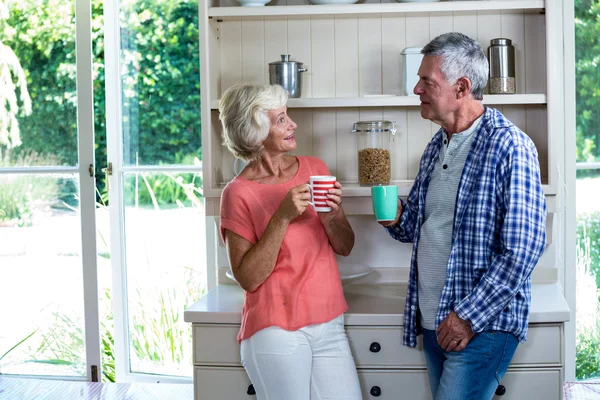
[[240, 314, 363, 400]]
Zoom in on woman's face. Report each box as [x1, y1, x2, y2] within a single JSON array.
[[262, 106, 297, 155]]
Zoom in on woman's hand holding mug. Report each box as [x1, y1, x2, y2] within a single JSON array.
[[275, 184, 312, 223], [298, 175, 342, 224]]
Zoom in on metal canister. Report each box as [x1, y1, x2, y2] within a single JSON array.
[[488, 38, 515, 94], [268, 54, 307, 98]]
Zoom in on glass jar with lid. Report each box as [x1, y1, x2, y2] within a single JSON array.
[[352, 120, 396, 186]]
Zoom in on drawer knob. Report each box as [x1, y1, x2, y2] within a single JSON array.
[[495, 385, 506, 396], [370, 386, 382, 397], [369, 342, 381, 353], [247, 384, 256, 395]]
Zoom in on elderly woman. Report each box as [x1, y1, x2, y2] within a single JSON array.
[[218, 82, 362, 400]]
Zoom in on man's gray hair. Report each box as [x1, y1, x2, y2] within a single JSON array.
[[219, 83, 288, 161], [421, 32, 489, 100]]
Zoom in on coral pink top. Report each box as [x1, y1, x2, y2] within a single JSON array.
[[220, 156, 348, 343]]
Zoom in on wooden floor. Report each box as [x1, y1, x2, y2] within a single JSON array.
[[2, 376, 598, 400], [564, 380, 600, 400], [0, 376, 193, 400]]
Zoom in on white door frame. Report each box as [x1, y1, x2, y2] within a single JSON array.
[[103, 0, 198, 383], [562, 0, 577, 383], [0, 0, 101, 381], [103, 0, 130, 383], [75, 0, 102, 382]]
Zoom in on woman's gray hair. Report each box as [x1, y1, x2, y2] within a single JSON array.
[[422, 32, 489, 100], [218, 83, 288, 161]]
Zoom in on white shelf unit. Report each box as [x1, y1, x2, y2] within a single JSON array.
[[195, 2, 567, 397], [200, 0, 560, 213], [207, 0, 545, 18], [210, 93, 547, 109]]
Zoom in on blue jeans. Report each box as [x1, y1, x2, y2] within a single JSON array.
[[422, 329, 519, 400]]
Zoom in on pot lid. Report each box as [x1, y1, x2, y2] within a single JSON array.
[[269, 54, 303, 65], [352, 120, 397, 135], [490, 38, 512, 46]]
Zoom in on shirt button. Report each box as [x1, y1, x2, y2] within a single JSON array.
[[443, 139, 447, 144], [443, 164, 448, 169], [411, 306, 416, 310]]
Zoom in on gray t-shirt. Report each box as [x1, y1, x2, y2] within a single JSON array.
[[417, 115, 483, 330]]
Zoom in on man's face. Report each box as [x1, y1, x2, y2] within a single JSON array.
[[413, 55, 459, 124]]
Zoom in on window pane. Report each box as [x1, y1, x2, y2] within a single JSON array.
[[122, 172, 206, 376], [119, 0, 201, 167], [2, 1, 78, 167], [95, 198, 114, 382], [0, 174, 85, 376], [575, 0, 600, 381], [576, 168, 600, 380]]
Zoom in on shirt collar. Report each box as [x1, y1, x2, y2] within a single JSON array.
[[443, 114, 484, 146]]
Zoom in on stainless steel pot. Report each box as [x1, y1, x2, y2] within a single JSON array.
[[268, 54, 307, 98]]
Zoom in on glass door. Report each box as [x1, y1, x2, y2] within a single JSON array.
[[574, 0, 600, 382], [0, 0, 101, 380], [104, 0, 205, 382]]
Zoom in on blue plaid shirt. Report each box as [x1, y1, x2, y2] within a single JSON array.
[[387, 107, 547, 347]]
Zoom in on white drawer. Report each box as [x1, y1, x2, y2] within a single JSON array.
[[192, 323, 561, 368], [511, 324, 561, 365], [194, 366, 255, 400], [347, 324, 561, 368], [193, 324, 240, 365], [357, 368, 561, 400], [494, 369, 562, 400], [358, 370, 430, 400], [192, 365, 562, 400], [194, 367, 432, 400], [346, 326, 426, 368]]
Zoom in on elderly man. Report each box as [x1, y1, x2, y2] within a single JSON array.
[[380, 32, 547, 399]]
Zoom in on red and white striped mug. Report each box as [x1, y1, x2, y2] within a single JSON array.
[[309, 175, 336, 212]]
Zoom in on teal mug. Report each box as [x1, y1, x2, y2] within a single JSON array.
[[371, 185, 399, 221]]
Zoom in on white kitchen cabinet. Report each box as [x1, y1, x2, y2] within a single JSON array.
[[186, 284, 569, 400], [192, 324, 241, 365], [193, 366, 561, 400], [190, 322, 565, 399], [192, 0, 568, 398], [191, 365, 562, 400], [345, 326, 426, 368], [199, 0, 565, 216], [495, 369, 563, 400], [345, 324, 563, 369], [194, 366, 255, 398], [356, 369, 563, 400], [357, 370, 430, 400]]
